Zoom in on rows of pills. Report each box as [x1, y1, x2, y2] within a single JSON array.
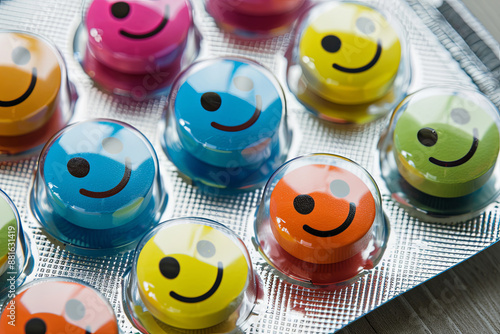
[[1, 0, 499, 333]]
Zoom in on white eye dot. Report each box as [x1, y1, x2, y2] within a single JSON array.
[[330, 179, 350, 198], [102, 137, 123, 154], [356, 17, 376, 35]]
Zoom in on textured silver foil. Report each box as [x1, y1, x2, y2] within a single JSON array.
[[0, 0, 499, 332]]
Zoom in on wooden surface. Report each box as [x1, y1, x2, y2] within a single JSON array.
[[339, 1, 500, 333]]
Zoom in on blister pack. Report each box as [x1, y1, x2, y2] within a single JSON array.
[[0, 0, 499, 333]]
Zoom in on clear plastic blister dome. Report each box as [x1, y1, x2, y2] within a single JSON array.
[[0, 277, 119, 333], [0, 30, 76, 158], [285, 1, 411, 124], [160, 57, 292, 193], [29, 119, 167, 255], [123, 217, 262, 333], [254, 154, 389, 287], [72, 0, 200, 99], [205, 0, 309, 38], [378, 86, 500, 222], [0, 189, 33, 300]]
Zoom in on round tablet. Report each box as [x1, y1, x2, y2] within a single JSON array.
[[42, 120, 157, 229], [0, 32, 61, 136], [0, 279, 119, 334], [136, 223, 249, 329], [270, 164, 376, 264], [298, 2, 401, 104], [393, 92, 500, 198], [173, 58, 284, 168], [85, 0, 192, 74]]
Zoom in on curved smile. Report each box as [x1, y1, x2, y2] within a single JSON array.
[[429, 128, 479, 167], [170, 261, 223, 303], [303, 202, 356, 237], [80, 157, 132, 198], [120, 5, 169, 39], [0, 67, 37, 107], [333, 41, 382, 74], [211, 95, 262, 132]]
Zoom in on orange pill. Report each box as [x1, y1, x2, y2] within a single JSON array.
[[0, 32, 61, 136], [270, 164, 376, 264], [0, 279, 119, 334]]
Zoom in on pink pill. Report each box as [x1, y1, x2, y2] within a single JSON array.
[[215, 0, 305, 16], [85, 0, 192, 74]]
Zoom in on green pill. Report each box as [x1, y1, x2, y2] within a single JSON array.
[[0, 193, 17, 276], [393, 92, 500, 198]]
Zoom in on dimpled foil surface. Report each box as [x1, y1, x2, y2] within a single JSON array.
[[1, 0, 499, 332]]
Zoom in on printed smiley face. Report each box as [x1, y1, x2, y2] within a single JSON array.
[[0, 280, 119, 334], [270, 164, 376, 264], [174, 59, 283, 168], [0, 32, 61, 136], [298, 3, 401, 105], [42, 120, 157, 230], [136, 223, 249, 329], [393, 94, 500, 198], [86, 0, 192, 74]]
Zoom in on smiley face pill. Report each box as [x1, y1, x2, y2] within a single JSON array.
[[298, 2, 402, 105], [270, 163, 376, 264], [254, 154, 388, 285], [162, 57, 290, 191], [85, 0, 192, 74], [31, 119, 166, 254], [393, 90, 500, 198], [0, 278, 119, 334], [131, 219, 254, 330]]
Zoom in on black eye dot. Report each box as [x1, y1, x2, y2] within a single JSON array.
[[330, 179, 350, 198], [111, 1, 130, 19], [67, 157, 90, 178], [12, 46, 31, 66], [200, 92, 222, 112], [233, 76, 254, 91], [65, 299, 86, 321], [417, 127, 438, 147], [159, 256, 180, 279], [356, 17, 376, 34], [197, 240, 216, 258], [293, 194, 315, 215], [450, 108, 470, 125], [25, 318, 46, 334], [321, 35, 341, 53]]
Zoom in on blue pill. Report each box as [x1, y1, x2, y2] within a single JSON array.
[[173, 59, 284, 168], [42, 120, 157, 230]]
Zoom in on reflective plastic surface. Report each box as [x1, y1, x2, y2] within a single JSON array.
[[0, 278, 119, 334], [255, 154, 388, 286], [285, 1, 410, 123], [379, 86, 500, 221], [161, 57, 291, 192], [31, 119, 167, 254], [124, 217, 260, 332]]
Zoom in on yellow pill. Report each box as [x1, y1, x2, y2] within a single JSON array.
[[299, 3, 401, 105], [136, 223, 249, 329]]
